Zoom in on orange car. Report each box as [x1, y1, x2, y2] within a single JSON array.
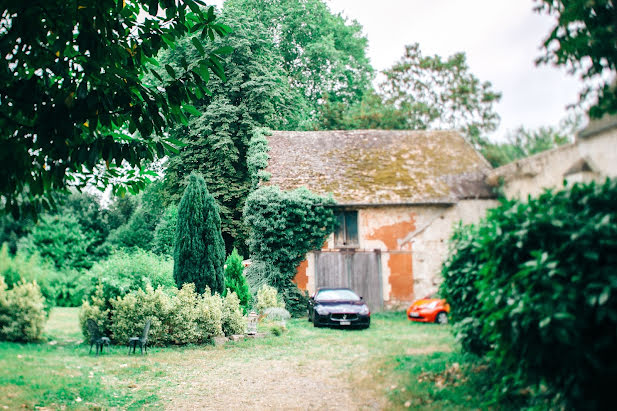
[[406, 293, 450, 324]]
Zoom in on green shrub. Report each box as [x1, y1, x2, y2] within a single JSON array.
[[0, 244, 87, 308], [0, 276, 47, 342], [440, 224, 490, 355], [269, 324, 284, 336], [440, 179, 617, 409], [109, 285, 172, 346], [255, 285, 284, 314], [221, 291, 245, 336], [167, 283, 200, 344], [84, 249, 175, 306], [78, 283, 111, 340], [196, 288, 223, 338], [282, 285, 309, 318], [224, 248, 251, 311], [108, 284, 228, 345]]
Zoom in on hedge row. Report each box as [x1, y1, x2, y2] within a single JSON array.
[[79, 283, 245, 346], [441, 179, 617, 409]]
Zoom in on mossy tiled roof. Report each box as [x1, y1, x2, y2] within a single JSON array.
[[265, 130, 494, 205]]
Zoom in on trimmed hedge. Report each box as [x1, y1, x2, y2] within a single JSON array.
[[79, 283, 245, 345], [440, 179, 617, 409]]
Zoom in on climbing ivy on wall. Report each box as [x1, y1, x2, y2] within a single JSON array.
[[243, 186, 336, 315]]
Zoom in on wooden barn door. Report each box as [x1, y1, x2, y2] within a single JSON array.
[[314, 250, 383, 312]]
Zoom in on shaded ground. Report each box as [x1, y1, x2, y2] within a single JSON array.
[[0, 309, 458, 410]]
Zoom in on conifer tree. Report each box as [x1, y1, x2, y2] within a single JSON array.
[[224, 248, 251, 311], [173, 173, 225, 294]]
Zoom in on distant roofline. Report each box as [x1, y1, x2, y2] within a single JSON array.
[[578, 114, 617, 139]]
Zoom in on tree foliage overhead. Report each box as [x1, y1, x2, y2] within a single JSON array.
[[535, 0, 617, 117], [174, 173, 225, 295], [161, 0, 371, 253], [379, 43, 501, 145], [228, 0, 373, 120], [0, 0, 230, 217], [160, 6, 299, 253]]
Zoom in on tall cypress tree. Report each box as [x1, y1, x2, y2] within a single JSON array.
[[173, 173, 225, 295]]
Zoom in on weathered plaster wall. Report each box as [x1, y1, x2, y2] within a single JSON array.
[[406, 200, 498, 301], [487, 125, 617, 199], [293, 200, 498, 309]]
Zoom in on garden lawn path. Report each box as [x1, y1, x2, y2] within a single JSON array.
[[160, 326, 384, 410]]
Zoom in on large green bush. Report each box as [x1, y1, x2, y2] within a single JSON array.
[[0, 276, 47, 342], [18, 214, 92, 271], [243, 186, 335, 314], [80, 283, 244, 345], [0, 244, 87, 308], [440, 179, 617, 409], [440, 224, 491, 355], [84, 249, 175, 305]]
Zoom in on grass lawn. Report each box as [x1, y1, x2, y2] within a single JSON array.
[[0, 308, 485, 410]]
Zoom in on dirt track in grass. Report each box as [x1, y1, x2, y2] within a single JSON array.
[[162, 329, 383, 410], [161, 318, 453, 410]]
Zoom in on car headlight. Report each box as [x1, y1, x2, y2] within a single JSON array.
[[359, 305, 370, 315], [315, 306, 329, 315], [423, 301, 439, 310]]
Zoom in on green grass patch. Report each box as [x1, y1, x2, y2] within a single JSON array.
[[0, 307, 494, 409]]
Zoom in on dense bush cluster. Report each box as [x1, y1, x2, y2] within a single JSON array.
[[243, 186, 335, 315], [83, 249, 175, 305], [440, 179, 617, 409], [0, 276, 47, 342], [0, 244, 87, 308], [79, 283, 245, 346]]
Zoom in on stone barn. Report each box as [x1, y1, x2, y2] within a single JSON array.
[[264, 130, 498, 311]]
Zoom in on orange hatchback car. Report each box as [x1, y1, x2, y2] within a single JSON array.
[[407, 293, 450, 324]]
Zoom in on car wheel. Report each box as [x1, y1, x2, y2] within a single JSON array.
[[313, 314, 321, 328], [307, 310, 311, 321], [435, 312, 448, 325]]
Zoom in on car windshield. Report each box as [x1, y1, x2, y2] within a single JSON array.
[[315, 289, 360, 302]]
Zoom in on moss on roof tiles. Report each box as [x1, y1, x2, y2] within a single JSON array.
[[265, 130, 492, 204]]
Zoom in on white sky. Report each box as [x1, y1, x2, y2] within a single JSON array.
[[213, 0, 585, 141]]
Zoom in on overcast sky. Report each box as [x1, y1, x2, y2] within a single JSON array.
[[212, 0, 585, 141], [325, 0, 585, 141]]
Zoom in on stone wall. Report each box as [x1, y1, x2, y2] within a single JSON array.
[[487, 117, 617, 199]]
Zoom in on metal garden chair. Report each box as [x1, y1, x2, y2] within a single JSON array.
[[128, 319, 151, 355], [86, 318, 110, 355]]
